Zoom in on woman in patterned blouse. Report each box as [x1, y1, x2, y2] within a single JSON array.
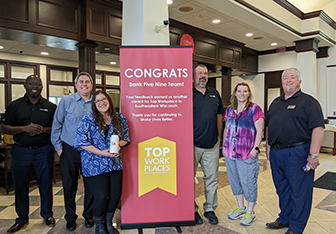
[[74, 90, 130, 234], [222, 82, 264, 226]]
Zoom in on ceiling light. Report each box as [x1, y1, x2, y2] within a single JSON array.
[[110, 62, 117, 65], [0, 46, 3, 49], [246, 33, 253, 37], [104, 47, 110, 51], [271, 42, 278, 46], [167, 0, 173, 4], [212, 19, 220, 24], [179, 6, 193, 12], [41, 52, 49, 55]]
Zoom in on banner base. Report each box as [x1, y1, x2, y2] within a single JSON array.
[[121, 220, 195, 230]]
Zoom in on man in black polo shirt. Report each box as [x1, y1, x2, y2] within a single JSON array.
[[1, 74, 57, 233], [193, 64, 224, 225], [265, 68, 324, 234]]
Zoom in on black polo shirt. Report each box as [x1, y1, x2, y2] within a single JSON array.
[[193, 86, 224, 148], [266, 90, 324, 146], [4, 94, 57, 148]]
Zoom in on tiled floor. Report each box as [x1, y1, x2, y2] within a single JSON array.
[[0, 145, 335, 234]]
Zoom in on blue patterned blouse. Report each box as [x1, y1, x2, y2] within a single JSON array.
[[74, 112, 130, 177]]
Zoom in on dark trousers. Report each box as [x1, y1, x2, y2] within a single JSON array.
[[85, 171, 122, 217], [270, 143, 314, 234], [60, 142, 94, 223], [11, 143, 54, 223]]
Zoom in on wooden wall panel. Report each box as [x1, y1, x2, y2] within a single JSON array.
[[109, 15, 122, 39], [235, 51, 241, 65], [194, 40, 216, 60], [38, 0, 78, 33], [169, 32, 179, 45], [0, 0, 28, 23], [90, 9, 107, 36], [247, 56, 258, 71], [219, 46, 234, 64]]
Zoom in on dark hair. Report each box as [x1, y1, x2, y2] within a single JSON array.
[[193, 64, 208, 74], [75, 72, 93, 84], [91, 90, 122, 134], [229, 82, 253, 110]]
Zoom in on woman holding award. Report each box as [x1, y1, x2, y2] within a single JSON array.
[[74, 90, 130, 234]]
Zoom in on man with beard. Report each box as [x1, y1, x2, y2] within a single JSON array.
[[51, 72, 94, 231], [193, 64, 224, 225], [266, 68, 324, 234], [1, 75, 57, 233]]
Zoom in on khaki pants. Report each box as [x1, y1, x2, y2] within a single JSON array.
[[194, 139, 220, 213]]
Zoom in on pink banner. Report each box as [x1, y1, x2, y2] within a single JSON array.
[[120, 46, 194, 227]]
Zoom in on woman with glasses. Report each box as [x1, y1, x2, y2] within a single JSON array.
[[74, 90, 130, 234], [222, 82, 264, 226]]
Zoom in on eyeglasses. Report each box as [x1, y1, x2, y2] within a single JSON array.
[[26, 82, 42, 87], [94, 97, 108, 104]]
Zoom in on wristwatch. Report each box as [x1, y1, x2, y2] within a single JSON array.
[[254, 146, 260, 153], [309, 154, 319, 159]]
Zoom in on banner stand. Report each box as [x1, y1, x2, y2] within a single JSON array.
[[120, 46, 195, 233], [121, 220, 195, 233]]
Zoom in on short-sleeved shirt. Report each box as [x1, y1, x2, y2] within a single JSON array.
[[223, 103, 264, 160], [193, 86, 225, 149], [266, 90, 324, 146], [4, 94, 57, 148], [74, 112, 130, 177]]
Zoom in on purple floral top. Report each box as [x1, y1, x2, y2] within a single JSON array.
[[223, 103, 264, 160]]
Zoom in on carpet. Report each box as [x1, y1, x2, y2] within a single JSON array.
[[314, 171, 336, 191]]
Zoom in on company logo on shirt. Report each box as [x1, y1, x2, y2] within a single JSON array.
[[209, 95, 216, 98], [39, 108, 49, 112]]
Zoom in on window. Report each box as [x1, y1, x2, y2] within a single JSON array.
[[106, 74, 119, 85], [0, 83, 5, 113], [0, 64, 4, 78], [47, 66, 77, 105], [49, 85, 75, 105], [96, 73, 102, 85], [106, 89, 120, 109], [11, 65, 35, 79], [11, 84, 26, 101], [96, 71, 120, 111], [0, 61, 38, 106], [50, 70, 74, 82]]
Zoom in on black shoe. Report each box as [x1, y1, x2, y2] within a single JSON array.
[[266, 220, 287, 229], [44, 216, 55, 227], [66, 221, 76, 231], [85, 217, 94, 228], [195, 212, 203, 224], [7, 222, 28, 233], [204, 211, 218, 225]]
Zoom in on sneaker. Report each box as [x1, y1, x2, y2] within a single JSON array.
[[240, 211, 256, 226], [228, 206, 246, 219]]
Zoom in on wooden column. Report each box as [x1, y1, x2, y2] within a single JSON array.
[[221, 66, 232, 108], [76, 40, 98, 81]]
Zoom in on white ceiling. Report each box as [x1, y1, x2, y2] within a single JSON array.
[[0, 0, 335, 67]]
